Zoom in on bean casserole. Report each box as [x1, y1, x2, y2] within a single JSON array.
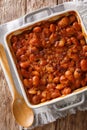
[[8, 11, 87, 105]]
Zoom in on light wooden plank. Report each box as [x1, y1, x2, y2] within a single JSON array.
[[57, 0, 63, 4], [57, 0, 70, 4], [0, 0, 25, 24], [0, 0, 26, 130], [0, 65, 20, 130], [26, 0, 57, 13]]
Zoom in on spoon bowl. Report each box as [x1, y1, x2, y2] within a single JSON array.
[[0, 44, 34, 127], [12, 97, 34, 127]]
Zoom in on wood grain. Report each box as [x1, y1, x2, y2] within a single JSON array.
[[0, 0, 26, 130], [0, 65, 20, 130], [0, 0, 25, 24], [26, 0, 57, 13], [0, 0, 87, 130]]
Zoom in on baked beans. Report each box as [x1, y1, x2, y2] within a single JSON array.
[[11, 13, 87, 105]]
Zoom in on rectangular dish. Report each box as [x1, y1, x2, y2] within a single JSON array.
[[5, 9, 87, 108]]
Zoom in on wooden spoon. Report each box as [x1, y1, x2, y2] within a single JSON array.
[[0, 44, 34, 128]]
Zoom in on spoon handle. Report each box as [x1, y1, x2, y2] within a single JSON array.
[[0, 44, 19, 99]]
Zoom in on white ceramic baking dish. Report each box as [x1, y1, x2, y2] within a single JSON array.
[[4, 9, 87, 108]]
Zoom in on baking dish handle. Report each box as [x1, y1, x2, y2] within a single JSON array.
[[54, 94, 85, 111], [23, 7, 53, 24]]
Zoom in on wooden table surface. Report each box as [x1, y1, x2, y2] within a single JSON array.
[[0, 0, 87, 130]]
